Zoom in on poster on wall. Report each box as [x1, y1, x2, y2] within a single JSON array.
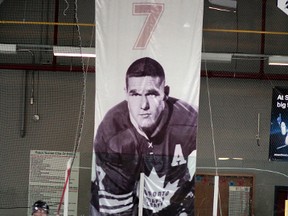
[[91, 0, 203, 215], [228, 186, 250, 216], [28, 150, 79, 216], [269, 87, 288, 161]]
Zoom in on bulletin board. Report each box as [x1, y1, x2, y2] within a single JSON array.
[[195, 173, 254, 216]]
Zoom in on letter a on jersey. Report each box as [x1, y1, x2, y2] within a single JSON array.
[[171, 144, 187, 166]]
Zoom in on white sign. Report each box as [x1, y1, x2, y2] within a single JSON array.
[[28, 150, 80, 216], [229, 186, 250, 216]]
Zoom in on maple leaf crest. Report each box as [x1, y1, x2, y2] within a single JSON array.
[[143, 168, 179, 213]]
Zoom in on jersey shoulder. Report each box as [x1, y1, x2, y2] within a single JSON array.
[[167, 97, 198, 126], [96, 101, 131, 139]]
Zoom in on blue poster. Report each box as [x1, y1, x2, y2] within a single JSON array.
[[269, 87, 288, 161]]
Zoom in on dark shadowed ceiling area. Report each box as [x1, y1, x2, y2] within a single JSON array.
[[0, 0, 287, 79], [202, 0, 288, 80], [0, 0, 95, 72]]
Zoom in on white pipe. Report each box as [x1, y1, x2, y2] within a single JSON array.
[[213, 176, 219, 216], [138, 173, 145, 216]]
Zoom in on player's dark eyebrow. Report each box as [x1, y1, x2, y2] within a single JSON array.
[[128, 89, 138, 94], [146, 89, 160, 96], [128, 88, 160, 96]]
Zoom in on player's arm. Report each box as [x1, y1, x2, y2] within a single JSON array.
[[93, 126, 139, 215]]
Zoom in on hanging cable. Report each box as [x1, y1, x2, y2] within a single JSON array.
[[202, 38, 222, 216], [19, 49, 35, 137], [63, 0, 70, 16], [32, 71, 40, 121], [56, 0, 94, 214]]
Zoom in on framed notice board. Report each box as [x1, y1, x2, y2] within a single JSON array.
[[195, 173, 254, 216]]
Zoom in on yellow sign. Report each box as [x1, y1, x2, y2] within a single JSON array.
[[285, 200, 288, 216]]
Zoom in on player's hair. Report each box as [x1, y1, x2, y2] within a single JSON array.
[[125, 57, 165, 89]]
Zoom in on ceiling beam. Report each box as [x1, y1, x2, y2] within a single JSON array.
[[0, 64, 95, 72]]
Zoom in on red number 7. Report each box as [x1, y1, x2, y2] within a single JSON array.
[[133, 3, 164, 49]]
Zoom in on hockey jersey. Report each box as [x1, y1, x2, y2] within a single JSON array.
[[91, 97, 198, 215]]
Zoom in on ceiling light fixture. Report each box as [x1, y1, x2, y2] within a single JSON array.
[[202, 52, 232, 63], [268, 56, 288, 66], [53, 46, 96, 58], [232, 157, 243, 160], [209, 0, 237, 9], [0, 43, 17, 54], [218, 157, 230, 160], [208, 6, 236, 13]]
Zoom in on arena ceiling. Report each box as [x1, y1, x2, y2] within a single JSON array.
[[0, 0, 287, 79]]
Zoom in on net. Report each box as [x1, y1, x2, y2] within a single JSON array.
[[0, 0, 95, 215]]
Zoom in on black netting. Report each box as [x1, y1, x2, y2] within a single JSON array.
[[0, 0, 94, 215]]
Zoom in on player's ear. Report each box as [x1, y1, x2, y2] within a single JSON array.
[[164, 85, 170, 100], [124, 87, 128, 101]]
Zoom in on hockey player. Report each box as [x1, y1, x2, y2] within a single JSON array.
[[91, 57, 198, 215], [277, 113, 288, 149], [32, 200, 49, 216]]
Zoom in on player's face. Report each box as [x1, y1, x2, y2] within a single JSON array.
[[33, 210, 48, 216], [126, 76, 166, 132]]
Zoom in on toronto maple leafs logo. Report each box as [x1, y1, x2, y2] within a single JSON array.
[[143, 168, 179, 213], [277, 0, 288, 15]]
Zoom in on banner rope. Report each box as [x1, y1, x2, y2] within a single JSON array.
[[202, 39, 222, 216], [56, 0, 95, 214]]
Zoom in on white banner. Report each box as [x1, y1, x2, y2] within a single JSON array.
[[92, 0, 203, 215]]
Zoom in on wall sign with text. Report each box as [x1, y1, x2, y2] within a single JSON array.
[[269, 87, 288, 161]]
